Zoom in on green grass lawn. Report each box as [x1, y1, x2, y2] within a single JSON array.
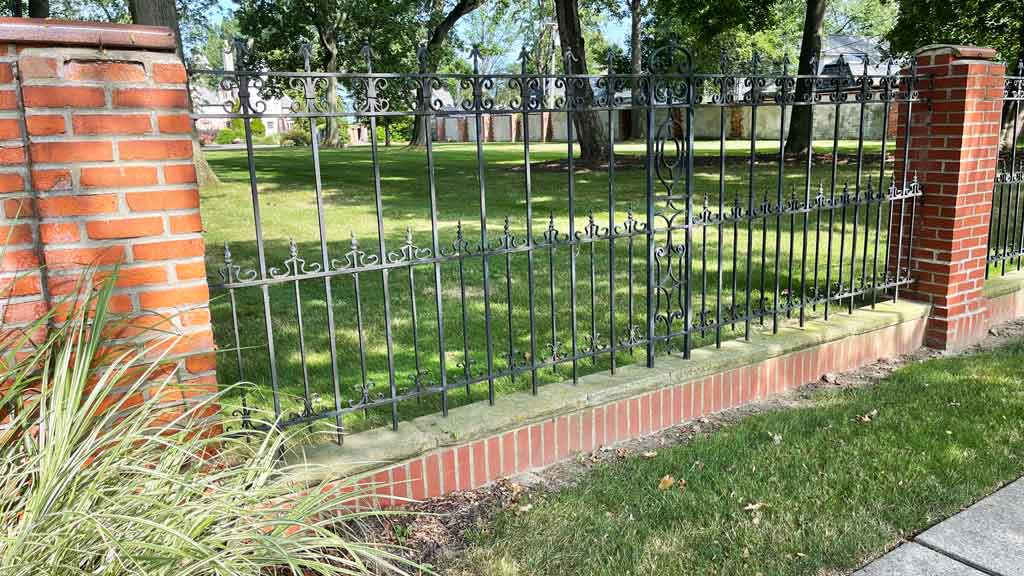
[[451, 339, 1024, 576], [201, 139, 900, 432]]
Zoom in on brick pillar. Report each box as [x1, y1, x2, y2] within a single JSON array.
[[898, 45, 1005, 349], [0, 20, 216, 414]]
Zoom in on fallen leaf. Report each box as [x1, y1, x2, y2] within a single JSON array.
[[517, 504, 532, 514], [658, 475, 675, 490], [743, 501, 767, 512], [856, 409, 879, 423], [678, 478, 687, 492], [770, 432, 783, 445], [642, 451, 658, 459]]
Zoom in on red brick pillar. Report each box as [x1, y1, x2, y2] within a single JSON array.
[[0, 20, 216, 414], [898, 45, 1005, 349]]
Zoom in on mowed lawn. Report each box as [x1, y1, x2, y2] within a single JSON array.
[[200, 140, 898, 432], [451, 339, 1024, 576]]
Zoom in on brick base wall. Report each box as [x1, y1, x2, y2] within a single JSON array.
[[341, 313, 927, 507]]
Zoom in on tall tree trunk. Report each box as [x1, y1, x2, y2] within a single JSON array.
[[410, 0, 483, 148], [554, 0, 607, 165], [784, 0, 827, 155], [316, 25, 342, 148], [28, 0, 46, 17], [129, 0, 221, 186], [629, 0, 644, 140]]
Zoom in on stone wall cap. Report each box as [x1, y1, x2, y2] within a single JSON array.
[[0, 18, 176, 51], [913, 44, 998, 60]]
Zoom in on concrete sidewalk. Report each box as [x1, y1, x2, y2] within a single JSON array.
[[856, 478, 1024, 576]]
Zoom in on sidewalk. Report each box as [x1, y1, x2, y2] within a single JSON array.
[[856, 478, 1024, 575]]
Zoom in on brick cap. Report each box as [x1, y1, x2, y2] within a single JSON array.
[[913, 44, 998, 60], [0, 18, 176, 51]]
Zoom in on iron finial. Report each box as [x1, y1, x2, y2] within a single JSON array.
[[361, 43, 374, 72], [470, 44, 482, 74], [417, 44, 429, 71]]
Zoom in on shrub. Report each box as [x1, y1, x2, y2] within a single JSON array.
[[214, 128, 239, 144], [0, 274, 419, 575], [282, 126, 312, 147]]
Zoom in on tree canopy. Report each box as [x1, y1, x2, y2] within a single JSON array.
[[887, 0, 1022, 67]]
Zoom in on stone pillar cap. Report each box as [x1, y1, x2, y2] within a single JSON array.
[[913, 44, 998, 60], [0, 18, 175, 51]]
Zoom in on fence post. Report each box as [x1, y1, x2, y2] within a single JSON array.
[[0, 20, 216, 416], [897, 45, 1005, 350]]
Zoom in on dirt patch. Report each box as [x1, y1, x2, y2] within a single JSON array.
[[366, 317, 1024, 570]]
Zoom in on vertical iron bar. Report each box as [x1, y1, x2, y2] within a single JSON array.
[[233, 45, 281, 420], [470, 46, 496, 403], [894, 61, 917, 300], [520, 49, 539, 394], [799, 65, 817, 326], [606, 53, 618, 372], [773, 56, 788, 332], [301, 44, 343, 440], [852, 58, 868, 313], [565, 51, 579, 383], [716, 55, 726, 347], [683, 56, 695, 358], [824, 73, 842, 320], [420, 52, 449, 416], [745, 54, 759, 340], [362, 46, 400, 429], [645, 68, 656, 367], [457, 222, 471, 395]]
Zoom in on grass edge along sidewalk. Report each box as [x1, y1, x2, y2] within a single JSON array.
[[447, 329, 1024, 576]]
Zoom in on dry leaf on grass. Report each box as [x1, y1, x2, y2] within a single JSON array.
[[856, 409, 879, 423], [742, 501, 767, 512], [642, 451, 658, 458], [658, 475, 675, 490]]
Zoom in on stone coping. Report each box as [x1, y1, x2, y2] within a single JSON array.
[[286, 299, 929, 483], [984, 269, 1024, 300], [0, 18, 176, 51]]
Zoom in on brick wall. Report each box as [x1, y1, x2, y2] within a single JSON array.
[[895, 45, 1005, 349], [345, 313, 927, 507], [0, 21, 215, 416]]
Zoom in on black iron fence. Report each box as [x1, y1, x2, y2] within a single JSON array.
[[989, 66, 1024, 275], [189, 41, 922, 441]]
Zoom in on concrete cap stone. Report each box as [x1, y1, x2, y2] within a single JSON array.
[[0, 18, 175, 51], [913, 44, 998, 60]]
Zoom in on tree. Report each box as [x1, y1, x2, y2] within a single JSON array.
[[129, 0, 221, 186], [409, 0, 486, 147], [887, 0, 1024, 148], [554, 0, 607, 164], [784, 0, 827, 155], [236, 0, 420, 147]]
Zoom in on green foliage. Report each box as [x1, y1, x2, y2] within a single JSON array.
[[214, 128, 240, 144], [0, 274, 420, 575], [886, 0, 1022, 65]]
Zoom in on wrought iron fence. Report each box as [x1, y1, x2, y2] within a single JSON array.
[[189, 40, 922, 442], [989, 65, 1024, 276]]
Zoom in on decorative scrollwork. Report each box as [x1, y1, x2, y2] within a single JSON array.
[[219, 242, 258, 284], [388, 227, 433, 263], [269, 238, 322, 279], [331, 233, 380, 270]]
